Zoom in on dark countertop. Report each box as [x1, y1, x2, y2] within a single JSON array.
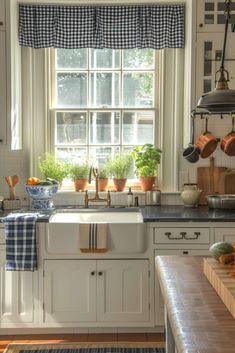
[[141, 205, 235, 222], [1, 205, 235, 222]]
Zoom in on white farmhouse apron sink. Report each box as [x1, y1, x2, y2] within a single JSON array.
[[47, 208, 146, 254]]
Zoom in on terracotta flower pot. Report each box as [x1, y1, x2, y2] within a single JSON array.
[[98, 178, 109, 191], [74, 179, 88, 192], [139, 176, 156, 191], [113, 178, 127, 192]]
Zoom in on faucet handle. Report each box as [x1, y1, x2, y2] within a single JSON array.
[[84, 190, 89, 208], [88, 166, 93, 183], [107, 190, 111, 207]]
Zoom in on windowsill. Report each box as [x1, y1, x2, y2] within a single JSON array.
[[57, 189, 181, 194]]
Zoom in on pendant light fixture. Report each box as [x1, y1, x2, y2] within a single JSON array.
[[197, 0, 235, 113]]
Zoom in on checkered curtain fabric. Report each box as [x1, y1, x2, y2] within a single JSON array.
[[19, 4, 185, 49]]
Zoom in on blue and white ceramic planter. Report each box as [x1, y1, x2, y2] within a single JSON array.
[[25, 184, 59, 209]]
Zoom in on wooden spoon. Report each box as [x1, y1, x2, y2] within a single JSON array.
[[12, 175, 20, 187], [5, 175, 19, 200]]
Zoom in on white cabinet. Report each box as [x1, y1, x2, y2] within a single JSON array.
[[152, 223, 212, 327], [44, 260, 96, 323], [196, 32, 235, 101], [97, 259, 149, 322], [43, 259, 150, 325], [0, 0, 5, 31], [215, 228, 235, 243], [197, 0, 235, 32], [0, 0, 6, 145], [0, 224, 37, 325]]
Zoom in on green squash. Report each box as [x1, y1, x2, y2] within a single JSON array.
[[209, 242, 234, 261]]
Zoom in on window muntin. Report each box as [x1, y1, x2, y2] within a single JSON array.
[[51, 48, 156, 168]]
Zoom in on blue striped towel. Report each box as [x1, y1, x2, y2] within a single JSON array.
[[3, 213, 38, 271]]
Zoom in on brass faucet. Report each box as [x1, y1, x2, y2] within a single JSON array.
[[84, 167, 111, 208]]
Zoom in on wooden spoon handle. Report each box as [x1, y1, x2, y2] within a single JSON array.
[[9, 186, 16, 200]]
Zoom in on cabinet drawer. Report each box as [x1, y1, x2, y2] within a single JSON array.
[[155, 249, 210, 256], [154, 228, 210, 245], [214, 228, 235, 243]]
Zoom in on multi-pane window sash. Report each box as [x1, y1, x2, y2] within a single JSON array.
[[51, 48, 156, 171]]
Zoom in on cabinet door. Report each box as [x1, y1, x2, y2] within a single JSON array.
[[196, 33, 235, 102], [43, 260, 96, 323], [0, 0, 5, 31], [197, 0, 235, 32], [0, 30, 6, 144], [97, 259, 149, 322], [215, 228, 235, 243], [0, 248, 35, 324]]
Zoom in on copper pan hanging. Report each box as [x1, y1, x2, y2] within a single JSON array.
[[221, 116, 235, 155], [196, 117, 218, 158]]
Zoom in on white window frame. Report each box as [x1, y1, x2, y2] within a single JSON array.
[[7, 0, 196, 192], [49, 48, 157, 167]]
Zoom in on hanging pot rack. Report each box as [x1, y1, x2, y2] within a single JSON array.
[[191, 110, 235, 119]]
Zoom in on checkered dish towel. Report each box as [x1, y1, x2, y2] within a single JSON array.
[[3, 213, 38, 271]]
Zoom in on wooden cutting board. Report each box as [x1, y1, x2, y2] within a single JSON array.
[[218, 170, 235, 194], [197, 157, 227, 205], [203, 257, 235, 319]]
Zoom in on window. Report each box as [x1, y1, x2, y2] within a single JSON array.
[[49, 48, 156, 170]]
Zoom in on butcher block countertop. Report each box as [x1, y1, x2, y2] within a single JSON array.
[[155, 256, 235, 353]]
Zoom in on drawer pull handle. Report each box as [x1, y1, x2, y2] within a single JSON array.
[[184, 232, 200, 240], [91, 271, 95, 276], [182, 250, 189, 255], [165, 232, 184, 240], [98, 271, 103, 276]]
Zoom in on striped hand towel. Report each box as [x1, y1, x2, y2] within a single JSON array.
[[79, 223, 108, 253], [3, 213, 38, 271]]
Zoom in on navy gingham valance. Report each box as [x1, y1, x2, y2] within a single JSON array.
[[19, 4, 185, 49]]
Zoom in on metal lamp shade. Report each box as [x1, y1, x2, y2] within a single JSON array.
[[197, 87, 235, 113]]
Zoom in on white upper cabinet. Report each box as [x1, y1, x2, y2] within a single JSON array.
[[197, 0, 235, 32], [0, 0, 5, 31], [0, 0, 6, 145], [196, 32, 235, 101]]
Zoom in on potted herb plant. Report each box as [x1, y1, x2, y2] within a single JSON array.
[[69, 163, 90, 192], [107, 154, 132, 192], [38, 153, 68, 186], [98, 166, 110, 192], [131, 144, 162, 191]]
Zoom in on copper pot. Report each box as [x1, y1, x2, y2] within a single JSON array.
[[196, 117, 218, 158], [221, 117, 235, 156]]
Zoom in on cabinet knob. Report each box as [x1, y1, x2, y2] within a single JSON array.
[[199, 23, 203, 28], [98, 271, 103, 276], [0, 21, 4, 26], [0, 139, 3, 143], [91, 271, 95, 276]]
